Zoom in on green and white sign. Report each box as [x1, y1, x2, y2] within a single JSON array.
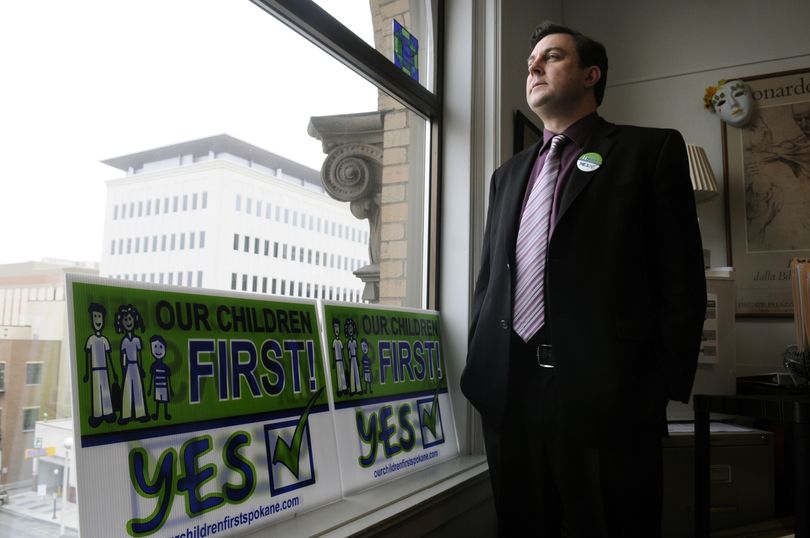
[[320, 302, 458, 495], [67, 276, 340, 537]]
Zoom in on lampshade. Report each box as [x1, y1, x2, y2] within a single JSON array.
[[686, 144, 719, 202]]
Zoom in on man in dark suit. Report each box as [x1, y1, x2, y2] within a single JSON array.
[[460, 22, 707, 537]]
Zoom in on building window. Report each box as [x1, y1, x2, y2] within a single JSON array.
[[264, 240, 269, 256], [256, 200, 262, 216], [262, 277, 268, 293], [236, 194, 242, 211], [244, 235, 250, 252], [138, 200, 143, 217], [183, 194, 188, 211], [202, 192, 208, 209], [192, 192, 198, 210], [171, 234, 176, 250], [161, 235, 167, 251], [272, 278, 277, 294], [231, 273, 237, 290], [233, 234, 239, 250], [22, 407, 39, 432], [135, 237, 140, 253], [173, 195, 179, 212], [254, 238, 259, 254], [197, 271, 203, 288], [241, 274, 248, 291], [265, 203, 272, 219], [113, 205, 118, 220], [273, 242, 279, 257], [143, 236, 149, 253], [252, 275, 258, 292], [200, 231, 206, 248], [127, 238, 132, 254], [180, 233, 185, 250], [110, 240, 116, 255], [190, 231, 196, 249], [155, 198, 161, 215], [246, 197, 253, 214], [0, 362, 5, 391]]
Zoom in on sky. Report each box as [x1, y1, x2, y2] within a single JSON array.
[[0, 0, 378, 265]]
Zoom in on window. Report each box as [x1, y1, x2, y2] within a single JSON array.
[[243, 235, 250, 252], [233, 233, 239, 250], [22, 407, 39, 432], [246, 197, 252, 214], [0, 362, 5, 391], [1, 1, 442, 532]]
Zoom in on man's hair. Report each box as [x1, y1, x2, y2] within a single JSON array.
[[530, 21, 608, 106]]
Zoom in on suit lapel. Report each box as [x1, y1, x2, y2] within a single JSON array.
[[554, 120, 618, 226], [502, 140, 543, 263]]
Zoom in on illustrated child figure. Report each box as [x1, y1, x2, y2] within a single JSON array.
[[360, 337, 373, 394], [114, 304, 149, 424], [345, 318, 362, 395], [148, 335, 174, 420], [84, 303, 118, 427], [332, 318, 348, 397]]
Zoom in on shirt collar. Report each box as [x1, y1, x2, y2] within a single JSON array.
[[541, 112, 600, 150]]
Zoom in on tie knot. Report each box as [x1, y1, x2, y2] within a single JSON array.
[[548, 134, 567, 154]]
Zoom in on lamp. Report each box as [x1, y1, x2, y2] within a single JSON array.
[[686, 144, 719, 268], [687, 144, 719, 202]]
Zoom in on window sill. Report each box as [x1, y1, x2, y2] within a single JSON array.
[[246, 455, 488, 537]]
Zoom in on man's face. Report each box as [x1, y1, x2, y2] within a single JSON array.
[[526, 33, 593, 117], [793, 103, 810, 138]]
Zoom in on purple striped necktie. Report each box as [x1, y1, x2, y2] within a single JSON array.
[[513, 134, 568, 342]]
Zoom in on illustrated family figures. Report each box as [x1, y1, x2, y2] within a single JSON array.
[[331, 317, 373, 397], [83, 303, 174, 428]]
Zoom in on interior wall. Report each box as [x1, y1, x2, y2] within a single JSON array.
[[561, 0, 810, 375], [498, 0, 561, 163]]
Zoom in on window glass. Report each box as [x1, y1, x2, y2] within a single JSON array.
[[0, 1, 434, 535], [311, 0, 435, 92]]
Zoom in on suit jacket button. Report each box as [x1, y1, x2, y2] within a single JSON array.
[[506, 263, 510, 270], [499, 319, 509, 330]]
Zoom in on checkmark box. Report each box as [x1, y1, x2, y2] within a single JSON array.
[[416, 396, 445, 449], [265, 418, 316, 496]]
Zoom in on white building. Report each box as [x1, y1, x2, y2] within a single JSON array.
[[100, 134, 369, 302]]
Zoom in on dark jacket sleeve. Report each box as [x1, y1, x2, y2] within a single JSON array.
[[649, 130, 707, 402]]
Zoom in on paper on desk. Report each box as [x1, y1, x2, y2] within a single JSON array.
[[667, 422, 755, 434]]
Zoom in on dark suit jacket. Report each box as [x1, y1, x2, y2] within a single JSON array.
[[460, 117, 707, 444]]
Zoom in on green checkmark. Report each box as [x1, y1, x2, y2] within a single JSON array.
[[273, 387, 324, 479], [421, 386, 441, 437]]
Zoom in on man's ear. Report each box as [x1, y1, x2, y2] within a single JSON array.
[[584, 66, 601, 89]]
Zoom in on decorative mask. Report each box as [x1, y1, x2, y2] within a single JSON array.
[[704, 79, 754, 127]]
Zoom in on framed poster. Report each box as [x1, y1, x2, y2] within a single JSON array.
[[723, 68, 810, 317], [514, 110, 542, 155]]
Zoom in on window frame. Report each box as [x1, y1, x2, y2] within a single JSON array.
[[250, 0, 443, 309]]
